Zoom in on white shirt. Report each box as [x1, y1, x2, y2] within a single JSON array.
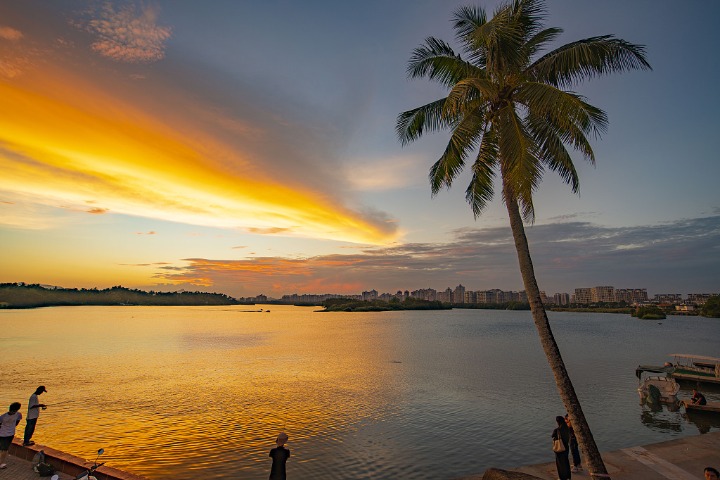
[[0, 411, 22, 436], [27, 393, 40, 420]]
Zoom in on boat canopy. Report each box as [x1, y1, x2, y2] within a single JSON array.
[[635, 364, 674, 380], [669, 354, 720, 363]]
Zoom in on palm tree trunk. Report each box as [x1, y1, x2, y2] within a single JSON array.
[[503, 183, 610, 479]]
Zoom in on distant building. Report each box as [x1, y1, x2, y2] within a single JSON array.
[[687, 293, 715, 305], [362, 289, 378, 301], [591, 286, 615, 303], [654, 293, 683, 304], [410, 288, 436, 301], [437, 287, 453, 303], [553, 293, 570, 305], [615, 288, 648, 304], [454, 284, 466, 304], [574, 288, 592, 304], [465, 290, 477, 304]]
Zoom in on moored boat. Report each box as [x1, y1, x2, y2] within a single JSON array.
[[683, 401, 720, 414], [636, 354, 720, 386], [638, 375, 680, 403]]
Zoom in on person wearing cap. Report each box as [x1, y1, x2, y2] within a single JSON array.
[[24, 386, 47, 446], [268, 432, 290, 480], [0, 402, 22, 469]]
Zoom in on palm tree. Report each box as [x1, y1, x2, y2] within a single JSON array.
[[396, 0, 650, 477]]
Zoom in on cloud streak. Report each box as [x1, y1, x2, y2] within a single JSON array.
[[149, 216, 720, 297], [0, 57, 398, 244]]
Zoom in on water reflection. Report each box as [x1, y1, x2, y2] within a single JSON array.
[[1, 306, 719, 480], [684, 411, 720, 434]]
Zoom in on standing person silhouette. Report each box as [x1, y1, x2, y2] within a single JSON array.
[[565, 414, 582, 472], [0, 402, 22, 469], [24, 385, 47, 446], [269, 432, 290, 480], [552, 415, 572, 480]]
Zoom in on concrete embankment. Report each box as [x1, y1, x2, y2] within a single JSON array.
[[8, 439, 147, 480], [458, 430, 720, 480], [8, 432, 719, 479]]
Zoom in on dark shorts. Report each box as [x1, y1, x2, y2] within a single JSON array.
[[0, 435, 13, 451]]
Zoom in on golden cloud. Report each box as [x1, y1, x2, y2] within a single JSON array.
[[0, 64, 397, 244]]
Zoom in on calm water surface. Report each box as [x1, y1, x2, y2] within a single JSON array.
[[1, 306, 718, 479]]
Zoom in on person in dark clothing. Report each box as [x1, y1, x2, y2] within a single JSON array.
[[691, 389, 707, 405], [552, 415, 572, 480], [24, 385, 47, 446], [269, 432, 290, 480], [565, 414, 582, 472]]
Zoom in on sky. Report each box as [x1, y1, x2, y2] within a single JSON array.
[[1, 0, 719, 299]]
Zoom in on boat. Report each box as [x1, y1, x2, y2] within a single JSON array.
[[683, 401, 720, 414], [636, 354, 720, 386], [637, 374, 680, 404]]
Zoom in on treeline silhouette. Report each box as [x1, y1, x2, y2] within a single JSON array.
[[322, 297, 452, 312], [0, 283, 240, 308]]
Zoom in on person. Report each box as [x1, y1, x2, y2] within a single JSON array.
[[268, 432, 291, 480], [552, 415, 571, 480], [24, 385, 47, 446], [705, 467, 720, 480], [691, 389, 707, 406], [565, 414, 582, 472], [0, 402, 22, 469]]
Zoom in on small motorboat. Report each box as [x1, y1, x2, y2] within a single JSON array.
[[638, 375, 680, 404]]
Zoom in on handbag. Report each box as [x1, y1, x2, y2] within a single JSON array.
[[552, 433, 566, 453]]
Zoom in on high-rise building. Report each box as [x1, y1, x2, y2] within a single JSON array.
[[574, 288, 592, 304], [454, 284, 466, 304], [591, 286, 615, 303], [553, 293, 570, 305]]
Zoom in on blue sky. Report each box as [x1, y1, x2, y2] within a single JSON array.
[[1, 0, 718, 298]]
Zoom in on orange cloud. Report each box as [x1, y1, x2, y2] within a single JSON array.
[[0, 26, 23, 41], [87, 207, 109, 214], [0, 63, 397, 244], [84, 3, 172, 63]]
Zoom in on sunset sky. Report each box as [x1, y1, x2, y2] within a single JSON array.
[[2, 0, 719, 298]]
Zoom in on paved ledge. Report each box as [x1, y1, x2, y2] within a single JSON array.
[[458, 431, 720, 480], [8, 439, 147, 480]]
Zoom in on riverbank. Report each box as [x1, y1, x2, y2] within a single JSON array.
[[457, 430, 720, 479]]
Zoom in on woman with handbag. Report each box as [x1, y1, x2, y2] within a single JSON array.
[[552, 415, 572, 480]]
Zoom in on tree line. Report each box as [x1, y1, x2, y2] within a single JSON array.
[[0, 283, 240, 308]]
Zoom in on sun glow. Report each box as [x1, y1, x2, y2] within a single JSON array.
[[0, 66, 396, 244]]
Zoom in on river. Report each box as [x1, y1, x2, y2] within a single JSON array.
[[1, 305, 717, 479]]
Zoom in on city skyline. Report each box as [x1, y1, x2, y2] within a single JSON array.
[[2, 1, 719, 298]]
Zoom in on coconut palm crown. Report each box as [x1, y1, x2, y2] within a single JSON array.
[[397, 0, 650, 477]]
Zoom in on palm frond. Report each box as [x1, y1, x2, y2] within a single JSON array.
[[443, 77, 495, 119], [526, 112, 580, 192], [529, 35, 652, 87], [396, 98, 451, 146], [465, 127, 498, 217], [496, 107, 541, 222], [524, 27, 562, 59], [430, 111, 485, 194], [407, 37, 478, 87], [515, 82, 608, 139], [509, 0, 547, 40]]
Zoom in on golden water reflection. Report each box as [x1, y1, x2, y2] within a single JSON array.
[[0, 305, 407, 478]]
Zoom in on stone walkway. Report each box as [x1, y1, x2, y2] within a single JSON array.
[[0, 454, 73, 480], [458, 430, 720, 479]]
